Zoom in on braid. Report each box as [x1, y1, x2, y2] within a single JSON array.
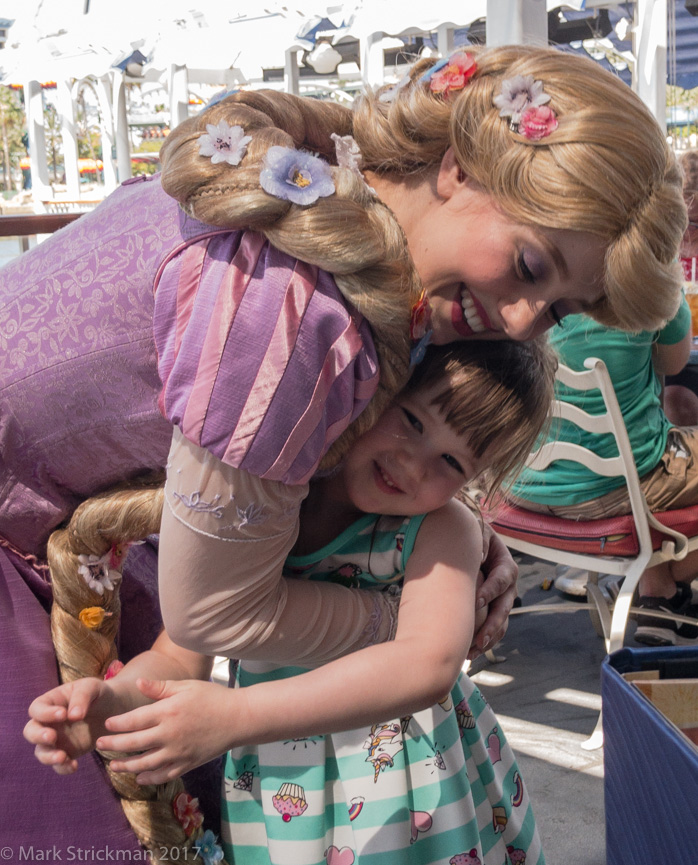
[[47, 477, 229, 864], [159, 90, 420, 456]]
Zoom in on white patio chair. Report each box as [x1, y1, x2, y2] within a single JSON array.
[[490, 358, 698, 747]]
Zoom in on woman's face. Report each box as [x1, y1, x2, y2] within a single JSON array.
[[399, 150, 608, 344]]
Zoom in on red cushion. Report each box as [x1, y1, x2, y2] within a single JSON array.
[[490, 502, 698, 557]]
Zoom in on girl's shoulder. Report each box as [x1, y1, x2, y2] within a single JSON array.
[[410, 499, 483, 567]]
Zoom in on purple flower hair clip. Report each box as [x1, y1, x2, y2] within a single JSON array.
[[494, 74, 558, 139], [198, 120, 252, 166], [260, 146, 335, 206]]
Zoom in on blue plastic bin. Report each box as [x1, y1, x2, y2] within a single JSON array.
[[602, 647, 698, 865]]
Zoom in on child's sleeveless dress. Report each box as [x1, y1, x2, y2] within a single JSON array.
[[222, 513, 545, 865]]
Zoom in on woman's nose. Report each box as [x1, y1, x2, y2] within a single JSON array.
[[499, 299, 550, 341]]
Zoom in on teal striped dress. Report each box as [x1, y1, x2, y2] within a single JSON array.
[[221, 513, 544, 865]]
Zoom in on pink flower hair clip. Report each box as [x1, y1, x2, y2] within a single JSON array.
[[420, 52, 478, 96], [493, 74, 558, 140]]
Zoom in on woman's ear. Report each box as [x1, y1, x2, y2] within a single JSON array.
[[436, 147, 467, 200]]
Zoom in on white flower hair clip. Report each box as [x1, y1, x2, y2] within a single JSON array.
[[378, 72, 411, 104], [493, 74, 558, 140], [198, 120, 252, 166], [77, 552, 122, 596]]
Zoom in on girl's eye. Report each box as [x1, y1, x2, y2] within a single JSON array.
[[442, 453, 464, 474], [401, 408, 423, 434], [518, 253, 536, 284]]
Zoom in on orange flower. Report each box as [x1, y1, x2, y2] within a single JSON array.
[[78, 606, 111, 629], [429, 52, 477, 95]]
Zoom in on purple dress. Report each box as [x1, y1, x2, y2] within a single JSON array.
[[0, 174, 378, 854]]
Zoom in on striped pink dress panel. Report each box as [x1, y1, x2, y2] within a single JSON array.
[[222, 257, 317, 467], [180, 233, 266, 444]]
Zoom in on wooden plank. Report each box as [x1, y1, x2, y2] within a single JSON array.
[[0, 212, 83, 237]]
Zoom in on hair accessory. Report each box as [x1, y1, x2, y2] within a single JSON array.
[[493, 75, 557, 138], [331, 133, 363, 176], [77, 552, 121, 596], [260, 146, 335, 206], [378, 72, 411, 103], [78, 606, 112, 630], [194, 830, 225, 865], [198, 120, 252, 166], [409, 290, 433, 365], [424, 52, 477, 95], [173, 792, 204, 837], [518, 105, 558, 140], [104, 659, 124, 680]]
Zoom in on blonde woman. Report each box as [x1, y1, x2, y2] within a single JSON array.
[[3, 44, 686, 851]]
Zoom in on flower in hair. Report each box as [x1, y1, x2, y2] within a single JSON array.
[[194, 830, 225, 865], [77, 553, 121, 596], [260, 146, 335, 206], [198, 120, 251, 166], [78, 606, 112, 630], [378, 72, 411, 103], [104, 660, 124, 680], [428, 52, 477, 95], [173, 792, 204, 837], [331, 133, 362, 176], [493, 74, 551, 128], [518, 104, 558, 140]]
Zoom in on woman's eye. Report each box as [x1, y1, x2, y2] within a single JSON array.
[[401, 408, 423, 433], [442, 453, 464, 474], [518, 253, 536, 284]]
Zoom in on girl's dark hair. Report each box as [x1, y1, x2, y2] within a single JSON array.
[[402, 338, 557, 497]]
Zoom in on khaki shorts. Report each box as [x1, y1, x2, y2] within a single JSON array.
[[511, 427, 698, 520]]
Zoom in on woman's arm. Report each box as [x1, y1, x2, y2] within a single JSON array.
[[96, 500, 482, 784], [160, 430, 505, 665]]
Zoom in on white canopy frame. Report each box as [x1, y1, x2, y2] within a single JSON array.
[[9, 1, 670, 202]]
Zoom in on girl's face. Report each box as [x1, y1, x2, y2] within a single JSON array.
[[338, 382, 489, 517], [401, 150, 608, 344]]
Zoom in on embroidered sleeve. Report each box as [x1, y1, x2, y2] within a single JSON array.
[[160, 429, 398, 663]]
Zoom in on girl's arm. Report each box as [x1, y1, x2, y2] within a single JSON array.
[[96, 499, 482, 784], [160, 431, 508, 665]]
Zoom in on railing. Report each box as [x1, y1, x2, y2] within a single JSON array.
[[0, 212, 83, 254]]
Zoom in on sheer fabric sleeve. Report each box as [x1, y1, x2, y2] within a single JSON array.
[[159, 428, 400, 665]]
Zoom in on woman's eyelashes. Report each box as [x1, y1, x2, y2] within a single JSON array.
[[517, 252, 536, 284]]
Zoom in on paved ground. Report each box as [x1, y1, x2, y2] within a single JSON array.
[[469, 555, 614, 865]]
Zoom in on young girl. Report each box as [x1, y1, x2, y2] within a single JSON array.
[[26, 339, 556, 865], [5, 42, 686, 847]]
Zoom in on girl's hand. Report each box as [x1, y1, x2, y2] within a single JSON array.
[[24, 678, 112, 774], [468, 525, 518, 660], [97, 678, 243, 786]]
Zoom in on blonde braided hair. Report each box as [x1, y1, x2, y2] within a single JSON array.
[[48, 478, 228, 864], [159, 90, 420, 469]]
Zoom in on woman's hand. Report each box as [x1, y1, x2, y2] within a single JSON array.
[[97, 678, 244, 786], [468, 525, 518, 660], [23, 678, 114, 774]]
